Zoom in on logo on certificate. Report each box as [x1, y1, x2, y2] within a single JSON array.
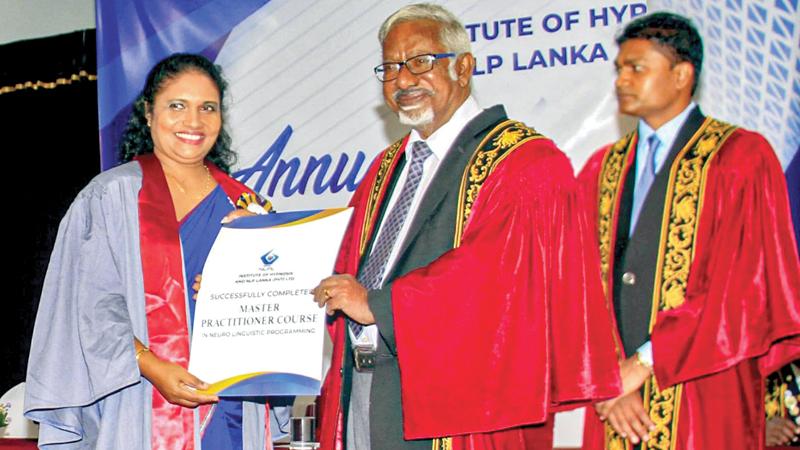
[[260, 250, 279, 269]]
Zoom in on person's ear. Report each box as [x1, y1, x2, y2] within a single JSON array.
[[673, 61, 694, 92], [455, 53, 475, 87]]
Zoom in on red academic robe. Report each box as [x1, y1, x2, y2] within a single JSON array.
[[319, 133, 622, 449], [579, 127, 800, 450], [137, 154, 270, 450]]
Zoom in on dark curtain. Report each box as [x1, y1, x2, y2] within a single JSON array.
[[0, 30, 100, 395]]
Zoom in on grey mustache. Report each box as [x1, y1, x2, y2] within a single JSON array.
[[393, 88, 434, 102]]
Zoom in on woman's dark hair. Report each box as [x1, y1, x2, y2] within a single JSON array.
[[118, 53, 236, 172], [617, 12, 703, 95]]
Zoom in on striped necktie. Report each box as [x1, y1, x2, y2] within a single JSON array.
[[350, 140, 433, 338]]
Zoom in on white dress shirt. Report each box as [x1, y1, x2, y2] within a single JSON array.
[[634, 102, 697, 187], [351, 96, 483, 348]]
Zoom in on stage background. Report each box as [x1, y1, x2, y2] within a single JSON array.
[[94, 1, 799, 446], [0, 0, 796, 446], [96, 0, 798, 211]]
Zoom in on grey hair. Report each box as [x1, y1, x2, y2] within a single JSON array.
[[378, 3, 472, 55]]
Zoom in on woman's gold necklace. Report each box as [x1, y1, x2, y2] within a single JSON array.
[[166, 165, 213, 200]]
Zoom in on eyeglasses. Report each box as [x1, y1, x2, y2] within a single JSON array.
[[374, 53, 456, 82]]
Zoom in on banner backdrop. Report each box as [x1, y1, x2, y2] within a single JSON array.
[[97, 0, 798, 210], [96, 0, 799, 445], [97, 0, 798, 211], [652, 0, 799, 168], [98, 0, 651, 210], [96, 0, 268, 169]]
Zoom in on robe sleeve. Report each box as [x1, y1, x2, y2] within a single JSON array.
[[388, 141, 621, 439], [651, 130, 800, 388], [24, 177, 143, 447], [576, 147, 611, 232]]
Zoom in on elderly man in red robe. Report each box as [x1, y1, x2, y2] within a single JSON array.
[[313, 3, 621, 450], [579, 12, 800, 450]]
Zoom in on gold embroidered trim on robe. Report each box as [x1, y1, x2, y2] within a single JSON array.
[[433, 120, 542, 450], [595, 133, 636, 375], [596, 132, 635, 450], [358, 139, 405, 255], [597, 118, 737, 450], [764, 362, 800, 424], [596, 133, 636, 289], [454, 120, 544, 246], [432, 437, 453, 450], [642, 118, 735, 450], [765, 375, 787, 420]]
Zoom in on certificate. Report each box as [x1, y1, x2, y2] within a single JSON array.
[[188, 208, 352, 396]]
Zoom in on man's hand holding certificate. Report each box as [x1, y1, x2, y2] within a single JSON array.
[[188, 208, 352, 396]]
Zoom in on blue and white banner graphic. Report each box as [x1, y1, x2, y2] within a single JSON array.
[[96, 0, 268, 169], [97, 0, 798, 211], [652, 0, 799, 169], [98, 0, 650, 210]]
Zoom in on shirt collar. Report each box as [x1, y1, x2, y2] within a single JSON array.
[[407, 96, 482, 162], [637, 101, 696, 173]]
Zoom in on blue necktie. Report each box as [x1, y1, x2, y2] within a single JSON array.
[[629, 134, 660, 235], [349, 141, 433, 338]]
